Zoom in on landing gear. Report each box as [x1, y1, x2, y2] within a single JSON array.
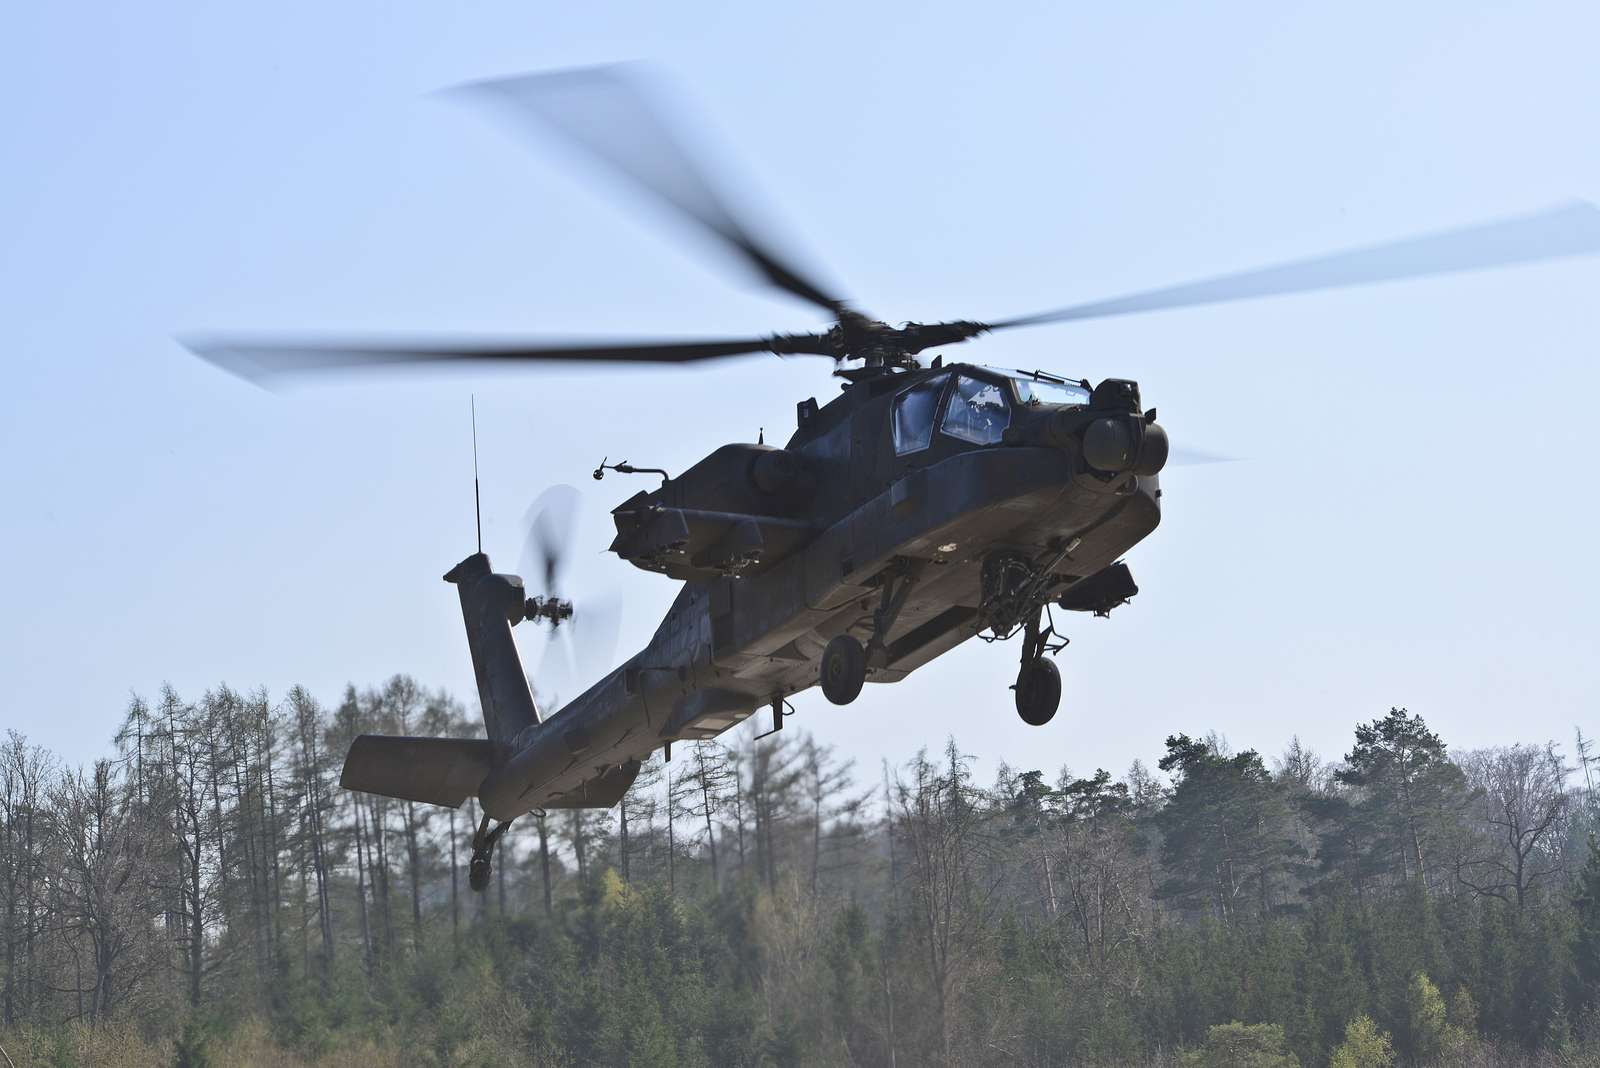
[[469, 856, 491, 892], [820, 634, 867, 705], [1015, 658, 1061, 726], [1012, 607, 1065, 726], [821, 559, 924, 705], [468, 813, 514, 892]]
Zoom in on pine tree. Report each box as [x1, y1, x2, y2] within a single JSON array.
[[1156, 735, 1301, 922], [1335, 709, 1467, 892]]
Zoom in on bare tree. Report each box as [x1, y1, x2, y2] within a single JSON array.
[[801, 738, 863, 899], [381, 675, 432, 948], [559, 807, 611, 886], [684, 743, 735, 891], [1276, 736, 1332, 795], [1053, 769, 1148, 967], [1, 732, 53, 1027], [50, 760, 160, 1024], [1458, 743, 1571, 907], [153, 687, 224, 1008], [895, 739, 1000, 1065], [535, 814, 553, 914], [739, 731, 803, 895], [287, 686, 335, 966], [665, 764, 693, 896], [618, 756, 663, 884]]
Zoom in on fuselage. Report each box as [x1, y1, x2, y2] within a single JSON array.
[[478, 363, 1162, 819]]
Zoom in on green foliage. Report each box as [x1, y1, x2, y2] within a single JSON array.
[[1441, 988, 1484, 1062], [49, 1028, 76, 1068], [1404, 973, 1448, 1063], [1328, 1014, 1393, 1068], [1156, 735, 1301, 921], [1181, 1021, 1301, 1068], [1574, 838, 1600, 1018], [171, 1022, 210, 1068], [1290, 896, 1370, 1057], [10, 687, 1600, 1066], [1334, 708, 1467, 889]]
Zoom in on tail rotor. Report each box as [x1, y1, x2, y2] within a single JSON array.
[[516, 485, 622, 707]]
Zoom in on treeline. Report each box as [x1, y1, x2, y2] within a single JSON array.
[[4, 681, 1600, 1067]]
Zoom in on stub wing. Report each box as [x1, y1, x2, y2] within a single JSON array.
[[341, 735, 496, 809]]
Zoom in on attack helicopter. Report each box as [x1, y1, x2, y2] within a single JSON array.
[[187, 65, 1600, 890]]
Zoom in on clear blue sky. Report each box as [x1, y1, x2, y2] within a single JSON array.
[[3, 0, 1597, 779]]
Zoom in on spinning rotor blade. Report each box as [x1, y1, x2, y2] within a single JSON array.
[[518, 484, 580, 595], [989, 201, 1600, 330], [533, 637, 577, 707], [534, 592, 624, 707], [572, 592, 624, 685], [452, 64, 847, 317], [184, 332, 834, 383], [1168, 446, 1238, 467], [514, 484, 623, 707]]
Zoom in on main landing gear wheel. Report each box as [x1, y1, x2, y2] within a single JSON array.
[[820, 634, 867, 705], [1014, 658, 1061, 726]]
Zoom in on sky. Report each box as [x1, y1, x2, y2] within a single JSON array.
[[2, 0, 1598, 784]]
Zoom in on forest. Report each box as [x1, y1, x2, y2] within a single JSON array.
[[3, 678, 1600, 1067]]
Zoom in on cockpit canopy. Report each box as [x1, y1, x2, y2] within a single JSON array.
[[891, 366, 1090, 456]]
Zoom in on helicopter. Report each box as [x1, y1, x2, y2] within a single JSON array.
[[187, 65, 1600, 891]]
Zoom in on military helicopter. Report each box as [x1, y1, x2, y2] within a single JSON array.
[[187, 65, 1600, 890]]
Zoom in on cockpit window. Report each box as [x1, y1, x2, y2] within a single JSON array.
[[892, 373, 948, 455], [1011, 377, 1091, 408], [941, 375, 1010, 445]]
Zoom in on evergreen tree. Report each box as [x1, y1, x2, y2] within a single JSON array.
[[1572, 837, 1600, 1020], [1335, 709, 1467, 891], [1156, 735, 1301, 922], [7, 685, 1600, 1067]]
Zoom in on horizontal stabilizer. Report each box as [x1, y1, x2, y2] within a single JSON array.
[[341, 735, 496, 809]]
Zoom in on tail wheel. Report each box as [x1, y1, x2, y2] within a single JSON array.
[[1015, 658, 1062, 726], [820, 635, 868, 705], [469, 856, 491, 893]]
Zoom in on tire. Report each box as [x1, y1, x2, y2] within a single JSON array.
[[820, 634, 868, 705], [469, 856, 491, 893], [1015, 658, 1062, 726]]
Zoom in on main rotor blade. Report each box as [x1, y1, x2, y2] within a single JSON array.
[[184, 333, 834, 383], [990, 201, 1600, 330], [1168, 446, 1239, 467], [452, 64, 847, 317]]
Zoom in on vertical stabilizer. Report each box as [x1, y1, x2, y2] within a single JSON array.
[[444, 553, 540, 743]]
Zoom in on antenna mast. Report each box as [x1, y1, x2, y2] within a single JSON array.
[[471, 395, 482, 554]]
